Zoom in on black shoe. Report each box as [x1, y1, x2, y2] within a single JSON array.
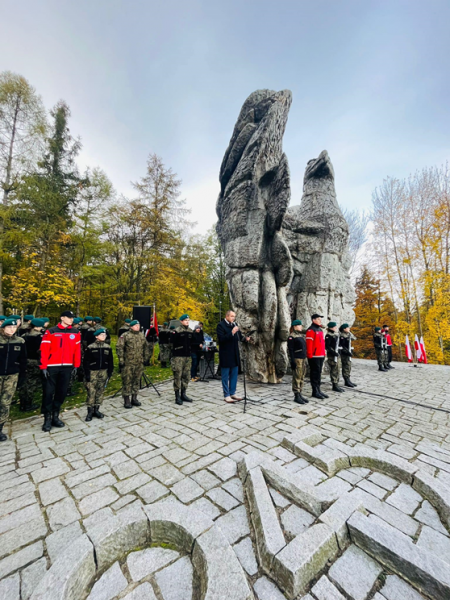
[[124, 396, 132, 409], [0, 424, 7, 442], [311, 387, 324, 399], [85, 407, 94, 422], [181, 390, 192, 403], [42, 413, 52, 432], [348, 379, 357, 386], [299, 394, 309, 404], [131, 395, 141, 407], [344, 377, 356, 387], [318, 388, 329, 399], [378, 366, 388, 372], [332, 383, 344, 392], [294, 393, 306, 405], [52, 412, 65, 428], [93, 406, 104, 419], [388, 364, 395, 369], [175, 391, 183, 406]]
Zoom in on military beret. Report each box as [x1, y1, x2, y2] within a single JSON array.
[[374, 327, 381, 332], [311, 313, 324, 319], [94, 328, 107, 336], [31, 318, 45, 327], [125, 318, 132, 324], [0, 315, 5, 320], [1, 318, 18, 328], [94, 316, 102, 323], [73, 317, 83, 324], [61, 310, 75, 318], [42, 317, 50, 323], [10, 314, 21, 319], [24, 314, 34, 321], [84, 316, 93, 321], [169, 325, 176, 330], [339, 323, 349, 331], [291, 319, 302, 326], [327, 321, 337, 328], [164, 322, 168, 326], [179, 314, 189, 321], [129, 320, 139, 327]]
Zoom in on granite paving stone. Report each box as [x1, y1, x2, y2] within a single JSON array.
[[328, 545, 382, 600], [47, 497, 81, 531], [20, 558, 47, 600], [87, 561, 127, 600], [127, 547, 180, 580], [154, 556, 193, 600]]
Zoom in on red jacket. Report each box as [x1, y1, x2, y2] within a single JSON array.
[[40, 324, 81, 370], [306, 324, 326, 359], [382, 330, 392, 346]]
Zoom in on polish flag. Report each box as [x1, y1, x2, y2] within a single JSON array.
[[152, 310, 159, 336], [420, 336, 428, 364], [414, 335, 423, 362], [405, 336, 413, 363]]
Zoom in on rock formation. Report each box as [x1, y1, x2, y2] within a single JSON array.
[[216, 89, 294, 383], [282, 150, 355, 326]]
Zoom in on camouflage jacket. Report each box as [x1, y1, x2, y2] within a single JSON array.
[[116, 329, 151, 365]]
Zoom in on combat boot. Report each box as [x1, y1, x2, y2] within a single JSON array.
[[332, 383, 345, 392], [42, 413, 52, 432], [344, 377, 355, 387], [388, 363, 395, 369], [181, 389, 192, 403], [294, 392, 306, 405], [131, 394, 141, 407], [175, 391, 183, 405], [0, 423, 7, 442], [124, 396, 132, 409], [378, 366, 388, 372], [52, 412, 65, 427], [93, 405, 104, 419], [311, 386, 324, 399], [298, 393, 309, 404], [85, 407, 94, 422], [318, 387, 329, 398]]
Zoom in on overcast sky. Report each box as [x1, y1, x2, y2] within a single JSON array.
[[2, 0, 449, 232]]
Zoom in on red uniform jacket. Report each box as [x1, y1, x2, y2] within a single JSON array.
[[306, 324, 326, 359], [40, 324, 81, 370], [382, 330, 392, 346]]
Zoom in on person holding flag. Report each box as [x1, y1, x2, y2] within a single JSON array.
[[381, 324, 394, 369], [373, 327, 388, 371]]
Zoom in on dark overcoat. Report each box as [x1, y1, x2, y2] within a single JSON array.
[[216, 319, 243, 368]]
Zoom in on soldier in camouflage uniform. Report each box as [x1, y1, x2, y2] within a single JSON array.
[[83, 328, 114, 421], [116, 320, 150, 409], [118, 318, 131, 338], [19, 314, 34, 337], [339, 323, 357, 387], [0, 318, 27, 441], [158, 322, 171, 368], [325, 322, 345, 393], [19, 318, 45, 412], [287, 320, 308, 405], [170, 314, 193, 405], [373, 327, 388, 371]]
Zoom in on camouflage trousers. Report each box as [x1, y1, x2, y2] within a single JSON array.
[[327, 357, 341, 384], [121, 363, 143, 397], [159, 344, 171, 362], [341, 354, 352, 378], [375, 348, 388, 367], [86, 370, 108, 406], [0, 373, 19, 425], [292, 358, 305, 392], [18, 361, 43, 409], [171, 356, 191, 392]]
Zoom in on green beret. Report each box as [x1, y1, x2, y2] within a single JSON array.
[[164, 322, 168, 326], [179, 314, 189, 321], [10, 314, 21, 319], [93, 328, 107, 337], [42, 317, 49, 323], [291, 319, 302, 326], [169, 325, 176, 330], [0, 315, 5, 320], [31, 318, 45, 327], [94, 317, 102, 323], [24, 314, 34, 321], [327, 322, 337, 328], [129, 320, 139, 327], [84, 316, 93, 321], [73, 317, 83, 324], [374, 327, 381, 332], [125, 318, 132, 324], [339, 323, 349, 331], [1, 318, 18, 328]]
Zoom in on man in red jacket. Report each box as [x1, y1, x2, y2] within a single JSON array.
[[305, 313, 328, 400], [40, 310, 81, 432], [382, 324, 394, 369]]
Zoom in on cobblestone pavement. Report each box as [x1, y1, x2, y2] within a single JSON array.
[[1, 359, 450, 599]]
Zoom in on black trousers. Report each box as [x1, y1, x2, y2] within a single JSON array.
[[308, 357, 324, 390], [43, 366, 73, 414], [387, 346, 393, 363]]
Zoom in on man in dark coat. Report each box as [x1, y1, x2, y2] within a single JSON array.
[[216, 310, 249, 403]]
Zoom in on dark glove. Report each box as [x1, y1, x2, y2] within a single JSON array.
[[290, 362, 296, 371], [42, 369, 49, 379]]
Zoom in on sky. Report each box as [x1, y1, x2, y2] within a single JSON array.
[[2, 0, 449, 233]]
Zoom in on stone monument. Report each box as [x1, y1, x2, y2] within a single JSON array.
[[282, 150, 355, 326], [216, 89, 294, 383]]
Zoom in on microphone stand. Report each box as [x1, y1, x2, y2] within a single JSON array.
[[236, 330, 261, 414]]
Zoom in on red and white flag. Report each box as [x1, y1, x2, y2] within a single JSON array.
[[420, 336, 428, 364], [405, 336, 413, 363], [152, 309, 159, 336], [414, 335, 423, 363]]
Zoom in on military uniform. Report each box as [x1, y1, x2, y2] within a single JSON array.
[[116, 326, 151, 408], [373, 329, 388, 371], [83, 334, 114, 420], [158, 325, 171, 368], [145, 326, 158, 361], [118, 321, 130, 338], [19, 326, 44, 411], [0, 323, 27, 440], [287, 326, 308, 404], [325, 327, 344, 392], [18, 316, 34, 337], [85, 319, 111, 347], [170, 322, 193, 404]]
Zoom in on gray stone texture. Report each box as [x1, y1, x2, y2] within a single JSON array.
[[127, 547, 179, 581], [87, 561, 127, 600], [328, 544, 382, 600], [154, 556, 193, 600]]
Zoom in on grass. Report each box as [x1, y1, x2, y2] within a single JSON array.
[[10, 336, 173, 422]]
